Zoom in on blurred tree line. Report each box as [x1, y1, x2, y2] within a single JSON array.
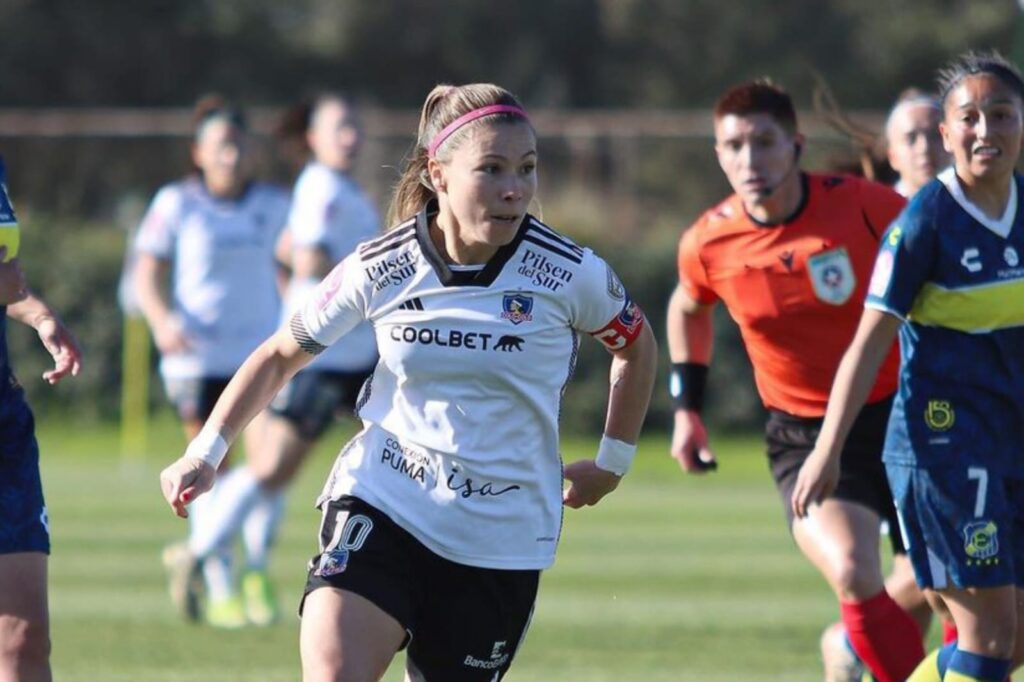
[[2, 0, 1019, 108], [1, 0, 1021, 437]]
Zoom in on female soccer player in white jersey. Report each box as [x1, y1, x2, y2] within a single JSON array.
[[793, 51, 1024, 682], [135, 96, 290, 628], [159, 82, 657, 681], [187, 93, 381, 626]]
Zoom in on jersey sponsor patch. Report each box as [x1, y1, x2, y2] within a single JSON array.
[[591, 298, 645, 351], [807, 247, 856, 305], [605, 263, 625, 300], [868, 249, 894, 298], [315, 261, 346, 311], [924, 399, 955, 431]]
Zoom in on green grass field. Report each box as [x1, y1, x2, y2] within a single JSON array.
[[37, 416, 960, 681]]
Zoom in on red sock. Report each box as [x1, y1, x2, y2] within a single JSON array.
[[941, 618, 958, 645], [840, 590, 925, 682]]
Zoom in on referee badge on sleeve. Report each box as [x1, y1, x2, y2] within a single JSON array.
[[807, 247, 856, 305]]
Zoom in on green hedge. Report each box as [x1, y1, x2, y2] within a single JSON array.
[[8, 209, 766, 434]]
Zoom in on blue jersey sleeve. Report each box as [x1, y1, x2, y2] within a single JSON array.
[[865, 199, 936, 318]]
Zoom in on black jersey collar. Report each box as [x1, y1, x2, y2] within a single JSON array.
[[415, 199, 529, 287], [747, 173, 810, 228]]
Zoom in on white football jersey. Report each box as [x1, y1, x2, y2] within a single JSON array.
[[296, 203, 645, 569], [284, 162, 380, 371], [136, 177, 289, 379]]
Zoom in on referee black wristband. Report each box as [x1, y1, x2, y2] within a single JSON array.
[[669, 362, 708, 412]]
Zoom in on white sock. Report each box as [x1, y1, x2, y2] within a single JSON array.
[[188, 466, 263, 559], [203, 546, 235, 602], [242, 489, 286, 572]]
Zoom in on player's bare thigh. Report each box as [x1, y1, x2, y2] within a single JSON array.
[[300, 586, 406, 682], [792, 497, 885, 600]]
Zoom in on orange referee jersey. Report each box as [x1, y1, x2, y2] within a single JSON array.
[[678, 173, 904, 417]]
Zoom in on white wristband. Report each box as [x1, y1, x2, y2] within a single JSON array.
[[184, 424, 229, 469], [594, 435, 637, 476]]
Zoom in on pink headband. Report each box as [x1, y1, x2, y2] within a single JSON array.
[[427, 104, 529, 158]]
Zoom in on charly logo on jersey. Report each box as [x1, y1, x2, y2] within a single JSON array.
[[924, 400, 955, 431], [807, 247, 856, 305], [517, 249, 574, 291], [960, 247, 982, 273], [1005, 246, 1019, 267], [501, 292, 534, 324], [963, 520, 999, 563]]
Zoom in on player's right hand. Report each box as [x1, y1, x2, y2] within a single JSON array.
[[790, 446, 840, 519], [670, 409, 717, 474], [0, 252, 27, 304], [153, 315, 192, 354], [160, 457, 216, 519]]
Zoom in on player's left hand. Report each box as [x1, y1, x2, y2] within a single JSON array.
[[36, 316, 82, 384], [790, 446, 840, 519], [563, 459, 621, 508]]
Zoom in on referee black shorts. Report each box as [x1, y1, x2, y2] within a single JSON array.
[[766, 395, 906, 554], [301, 495, 539, 681]]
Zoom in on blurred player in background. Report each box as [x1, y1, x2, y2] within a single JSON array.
[[818, 86, 952, 681], [182, 92, 380, 626], [159, 81, 657, 681], [134, 96, 289, 628], [0, 161, 82, 682], [667, 80, 925, 682], [794, 50, 1024, 682], [886, 89, 949, 199]]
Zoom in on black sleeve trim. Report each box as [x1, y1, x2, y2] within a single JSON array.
[[290, 313, 326, 356]]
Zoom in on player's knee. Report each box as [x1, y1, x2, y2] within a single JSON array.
[[252, 459, 289, 489], [0, 615, 50, 671], [830, 555, 881, 600]]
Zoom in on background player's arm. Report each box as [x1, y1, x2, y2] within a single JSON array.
[[564, 321, 657, 509], [666, 283, 717, 473], [0, 249, 26, 304], [159, 323, 316, 517], [134, 253, 190, 354], [7, 290, 82, 384], [791, 308, 902, 517]]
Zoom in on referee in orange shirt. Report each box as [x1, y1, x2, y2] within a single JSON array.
[[666, 80, 924, 682]]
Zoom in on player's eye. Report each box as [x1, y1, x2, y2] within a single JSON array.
[[520, 163, 536, 175]]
